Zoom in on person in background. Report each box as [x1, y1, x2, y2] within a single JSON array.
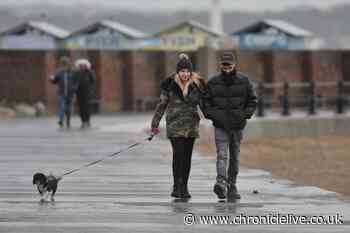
[[150, 54, 206, 199], [74, 59, 96, 129], [50, 56, 75, 129]]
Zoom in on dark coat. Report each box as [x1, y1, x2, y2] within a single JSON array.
[[151, 73, 205, 138], [51, 69, 75, 98], [73, 69, 96, 98], [202, 72, 257, 131]]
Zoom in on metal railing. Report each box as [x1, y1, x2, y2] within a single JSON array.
[[256, 80, 350, 117]]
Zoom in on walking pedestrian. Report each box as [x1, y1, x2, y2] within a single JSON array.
[[74, 59, 96, 129], [50, 56, 75, 129], [202, 51, 257, 200], [150, 54, 206, 199]]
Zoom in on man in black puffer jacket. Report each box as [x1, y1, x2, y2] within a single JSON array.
[[202, 51, 257, 201]]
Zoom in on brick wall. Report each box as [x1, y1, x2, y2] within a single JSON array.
[[310, 51, 344, 97], [0, 51, 47, 104], [237, 50, 265, 83], [97, 51, 124, 112], [44, 51, 58, 114], [197, 47, 218, 79], [0, 49, 349, 113], [342, 51, 350, 82], [129, 51, 160, 111], [163, 51, 179, 78], [272, 51, 305, 98]]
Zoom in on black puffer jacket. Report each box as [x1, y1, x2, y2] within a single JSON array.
[[202, 72, 257, 131]]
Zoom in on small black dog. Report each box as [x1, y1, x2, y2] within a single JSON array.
[[33, 173, 61, 202]]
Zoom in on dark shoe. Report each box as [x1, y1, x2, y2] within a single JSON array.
[[66, 119, 71, 129], [171, 183, 181, 198], [181, 184, 191, 199], [227, 184, 241, 200], [214, 183, 226, 199], [172, 198, 190, 203], [58, 121, 63, 128]]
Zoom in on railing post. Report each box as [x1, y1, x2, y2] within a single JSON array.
[[257, 82, 265, 117], [336, 80, 345, 114], [308, 80, 316, 115], [281, 81, 290, 116]]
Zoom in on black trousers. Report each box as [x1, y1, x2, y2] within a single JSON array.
[[77, 90, 91, 123], [65, 98, 72, 126], [169, 137, 195, 185]]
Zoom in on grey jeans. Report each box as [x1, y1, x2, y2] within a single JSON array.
[[214, 127, 243, 185]]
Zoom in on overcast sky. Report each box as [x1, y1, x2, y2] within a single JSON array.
[[1, 0, 350, 12]]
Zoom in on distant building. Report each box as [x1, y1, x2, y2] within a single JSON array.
[[0, 21, 69, 50], [232, 19, 313, 50], [144, 20, 224, 51], [64, 20, 146, 50]]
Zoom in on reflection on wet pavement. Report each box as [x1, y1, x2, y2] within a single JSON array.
[[0, 116, 349, 232]]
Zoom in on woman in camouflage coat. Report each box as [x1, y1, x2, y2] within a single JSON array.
[[151, 54, 205, 199]]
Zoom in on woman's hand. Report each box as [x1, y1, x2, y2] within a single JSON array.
[[148, 128, 160, 141], [151, 128, 160, 135]]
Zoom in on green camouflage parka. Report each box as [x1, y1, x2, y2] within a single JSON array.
[[151, 73, 205, 138]]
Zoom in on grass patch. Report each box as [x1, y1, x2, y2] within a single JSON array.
[[197, 136, 350, 196]]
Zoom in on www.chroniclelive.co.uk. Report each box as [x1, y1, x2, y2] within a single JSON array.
[[184, 213, 344, 225]]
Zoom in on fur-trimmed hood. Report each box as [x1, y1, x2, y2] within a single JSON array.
[[173, 72, 204, 97]]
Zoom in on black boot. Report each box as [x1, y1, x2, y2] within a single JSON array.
[[181, 182, 191, 199], [214, 182, 226, 199], [171, 181, 181, 198], [227, 183, 241, 200], [66, 117, 71, 129], [181, 166, 191, 198]]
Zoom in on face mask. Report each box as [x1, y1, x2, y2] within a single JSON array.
[[221, 67, 237, 76]]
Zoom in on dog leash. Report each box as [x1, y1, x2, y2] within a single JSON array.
[[60, 133, 156, 178]]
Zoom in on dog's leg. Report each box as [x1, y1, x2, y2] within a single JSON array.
[[50, 193, 55, 202], [39, 190, 45, 202], [40, 191, 50, 202], [50, 184, 58, 202]]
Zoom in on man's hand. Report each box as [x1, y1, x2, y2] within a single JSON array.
[[245, 112, 252, 119], [244, 109, 254, 119]]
